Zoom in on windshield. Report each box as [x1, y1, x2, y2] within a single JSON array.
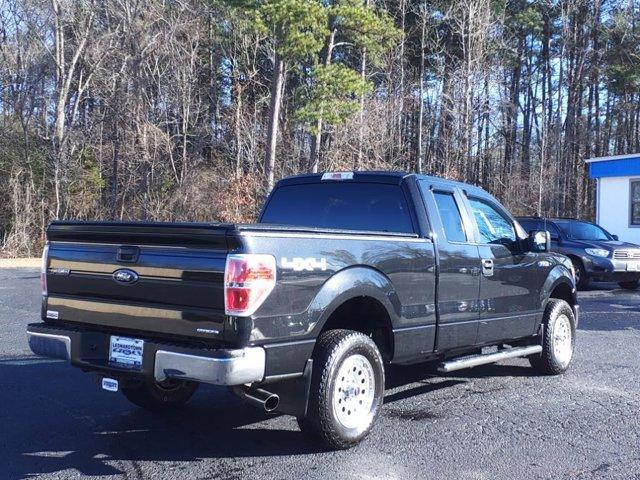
[[555, 221, 611, 241]]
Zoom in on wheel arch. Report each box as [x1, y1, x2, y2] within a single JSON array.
[[541, 265, 577, 307], [538, 266, 578, 331], [548, 281, 576, 308], [308, 266, 401, 362]]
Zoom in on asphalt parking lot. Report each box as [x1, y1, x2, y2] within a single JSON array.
[[2, 268, 640, 480]]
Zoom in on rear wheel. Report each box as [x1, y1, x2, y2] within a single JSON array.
[[618, 278, 640, 290], [529, 299, 576, 375], [571, 258, 590, 290], [299, 329, 385, 450], [121, 378, 199, 411]]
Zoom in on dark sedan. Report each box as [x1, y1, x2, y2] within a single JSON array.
[[517, 217, 640, 290]]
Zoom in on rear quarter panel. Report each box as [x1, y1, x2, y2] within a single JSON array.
[[241, 232, 436, 353]]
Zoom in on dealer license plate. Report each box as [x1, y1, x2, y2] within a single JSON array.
[[109, 336, 144, 369], [627, 262, 640, 271]]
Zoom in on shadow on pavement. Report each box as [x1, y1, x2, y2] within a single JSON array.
[[1, 360, 325, 479], [3, 355, 548, 478], [578, 284, 640, 332], [578, 313, 640, 332]]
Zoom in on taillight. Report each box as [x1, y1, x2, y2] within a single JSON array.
[[224, 254, 276, 316], [40, 243, 49, 296]]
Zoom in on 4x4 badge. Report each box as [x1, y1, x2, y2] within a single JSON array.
[[281, 257, 327, 272]]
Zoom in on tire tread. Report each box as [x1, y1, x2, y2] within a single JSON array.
[[529, 299, 575, 375], [303, 329, 384, 449]]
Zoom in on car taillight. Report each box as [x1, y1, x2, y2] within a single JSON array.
[[224, 254, 276, 316], [40, 243, 49, 296]]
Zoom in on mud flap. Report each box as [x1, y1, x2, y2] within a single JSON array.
[[270, 359, 313, 418]]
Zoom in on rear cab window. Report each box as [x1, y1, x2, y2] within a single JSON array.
[[260, 182, 415, 233]]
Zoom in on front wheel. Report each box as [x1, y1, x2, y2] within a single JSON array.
[[529, 299, 576, 375], [299, 329, 385, 450], [121, 378, 199, 411], [618, 278, 640, 290]]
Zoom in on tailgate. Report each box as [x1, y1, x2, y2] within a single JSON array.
[[43, 222, 237, 342]]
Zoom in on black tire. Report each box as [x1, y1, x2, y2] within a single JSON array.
[[121, 378, 199, 411], [299, 329, 385, 450], [618, 279, 640, 290], [571, 258, 590, 290], [529, 299, 576, 375]]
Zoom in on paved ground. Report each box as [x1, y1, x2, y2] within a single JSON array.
[[2, 267, 640, 479]]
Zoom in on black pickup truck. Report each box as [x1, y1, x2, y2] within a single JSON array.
[[28, 172, 578, 449]]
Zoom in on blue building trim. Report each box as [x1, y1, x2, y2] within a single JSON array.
[[589, 157, 640, 179]]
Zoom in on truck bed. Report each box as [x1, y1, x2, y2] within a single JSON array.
[[44, 221, 423, 346]]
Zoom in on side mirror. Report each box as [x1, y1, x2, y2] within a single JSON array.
[[612, 234, 619, 241], [529, 230, 550, 252]]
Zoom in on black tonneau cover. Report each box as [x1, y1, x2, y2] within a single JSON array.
[[47, 221, 235, 248]]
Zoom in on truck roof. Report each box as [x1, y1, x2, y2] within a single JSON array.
[[278, 171, 488, 196]]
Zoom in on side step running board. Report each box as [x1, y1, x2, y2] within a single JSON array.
[[437, 345, 542, 373]]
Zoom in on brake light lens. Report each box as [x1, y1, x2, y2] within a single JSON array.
[[40, 243, 49, 296], [321, 172, 354, 181], [224, 254, 276, 316]]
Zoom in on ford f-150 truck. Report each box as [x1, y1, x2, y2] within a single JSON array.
[[28, 172, 578, 449]]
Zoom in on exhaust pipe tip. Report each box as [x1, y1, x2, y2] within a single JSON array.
[[235, 386, 280, 413], [263, 393, 279, 412]]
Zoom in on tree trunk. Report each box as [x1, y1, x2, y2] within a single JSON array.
[[265, 53, 285, 192], [356, 47, 367, 170], [416, 11, 426, 174], [309, 28, 337, 173]]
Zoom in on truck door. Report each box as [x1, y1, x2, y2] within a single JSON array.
[[418, 181, 481, 350], [464, 196, 540, 343]]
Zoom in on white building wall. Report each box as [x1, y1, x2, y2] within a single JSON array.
[[597, 176, 640, 243]]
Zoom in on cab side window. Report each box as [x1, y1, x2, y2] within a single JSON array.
[[468, 198, 516, 245], [433, 192, 467, 243]]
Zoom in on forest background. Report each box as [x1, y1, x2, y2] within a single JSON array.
[[1, 0, 637, 255]]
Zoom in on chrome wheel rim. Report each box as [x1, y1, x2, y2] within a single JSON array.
[[553, 314, 573, 367], [332, 354, 376, 430]]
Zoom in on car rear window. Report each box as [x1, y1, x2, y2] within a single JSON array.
[[260, 182, 414, 233], [518, 219, 542, 232], [518, 219, 560, 237]]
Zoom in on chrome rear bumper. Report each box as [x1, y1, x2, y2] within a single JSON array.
[[27, 324, 265, 386], [28, 331, 71, 360], [154, 348, 265, 385]]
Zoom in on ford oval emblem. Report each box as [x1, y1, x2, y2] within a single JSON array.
[[113, 269, 139, 285]]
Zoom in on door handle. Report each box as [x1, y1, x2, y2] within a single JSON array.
[[482, 259, 494, 277]]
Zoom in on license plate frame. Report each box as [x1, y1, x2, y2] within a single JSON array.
[[109, 336, 144, 370], [627, 262, 640, 272]]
